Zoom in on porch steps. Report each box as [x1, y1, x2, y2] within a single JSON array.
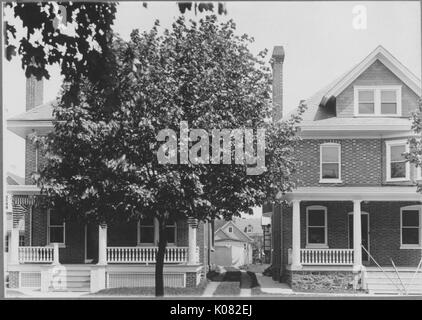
[[365, 269, 422, 295], [50, 265, 91, 292]]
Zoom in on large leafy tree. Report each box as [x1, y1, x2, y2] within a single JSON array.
[[4, 2, 225, 81], [34, 15, 303, 296], [406, 99, 422, 191]]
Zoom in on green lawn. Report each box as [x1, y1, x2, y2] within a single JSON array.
[[92, 280, 208, 296]]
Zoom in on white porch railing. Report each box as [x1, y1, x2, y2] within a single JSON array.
[[18, 246, 55, 263], [300, 248, 354, 265], [106, 246, 198, 264]]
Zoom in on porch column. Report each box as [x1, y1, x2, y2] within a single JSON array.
[[9, 221, 20, 265], [52, 243, 60, 265], [97, 224, 108, 265], [353, 200, 363, 271], [187, 218, 198, 265], [291, 200, 301, 269]]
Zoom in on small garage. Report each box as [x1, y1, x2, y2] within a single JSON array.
[[212, 221, 253, 267]]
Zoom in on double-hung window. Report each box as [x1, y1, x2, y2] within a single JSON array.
[[138, 218, 177, 245], [401, 206, 421, 248], [139, 217, 155, 244], [386, 140, 409, 181], [354, 86, 401, 116], [320, 143, 341, 182], [306, 206, 328, 247], [165, 219, 177, 245], [48, 209, 65, 245]]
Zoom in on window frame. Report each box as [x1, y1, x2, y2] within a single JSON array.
[[5, 234, 9, 253], [400, 205, 422, 249], [165, 220, 177, 246], [417, 166, 422, 181], [47, 209, 66, 247], [354, 85, 402, 117], [137, 218, 156, 246], [386, 139, 410, 182], [306, 205, 328, 248], [137, 218, 177, 246], [319, 143, 342, 183]]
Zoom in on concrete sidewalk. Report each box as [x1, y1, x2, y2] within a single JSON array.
[[239, 270, 252, 297], [255, 273, 293, 294], [202, 266, 226, 297], [6, 288, 89, 298]]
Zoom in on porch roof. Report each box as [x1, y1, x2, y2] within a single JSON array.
[[7, 184, 41, 195], [282, 186, 422, 202]]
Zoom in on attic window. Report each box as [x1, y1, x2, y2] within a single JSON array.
[[354, 86, 401, 116], [228, 227, 233, 233]]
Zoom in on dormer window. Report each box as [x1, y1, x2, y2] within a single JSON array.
[[354, 86, 401, 116]]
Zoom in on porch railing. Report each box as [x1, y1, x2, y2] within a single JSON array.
[[18, 246, 55, 263], [300, 248, 354, 265], [106, 246, 197, 264]]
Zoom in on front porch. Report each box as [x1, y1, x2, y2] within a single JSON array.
[[6, 188, 204, 292], [15, 244, 199, 265], [281, 187, 422, 292]]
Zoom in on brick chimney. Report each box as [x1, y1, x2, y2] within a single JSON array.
[[272, 46, 285, 122], [25, 75, 44, 111]]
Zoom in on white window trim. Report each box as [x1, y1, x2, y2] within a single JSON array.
[[137, 219, 156, 246], [386, 139, 410, 182], [400, 205, 422, 249], [47, 209, 66, 247], [417, 166, 422, 180], [319, 143, 342, 183], [306, 205, 328, 248], [354, 85, 402, 117], [137, 218, 177, 246]]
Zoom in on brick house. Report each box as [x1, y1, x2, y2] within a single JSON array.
[[269, 45, 422, 294], [6, 78, 212, 292]]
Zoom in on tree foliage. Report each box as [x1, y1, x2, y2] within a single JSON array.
[[5, 1, 225, 82], [34, 15, 303, 296], [406, 98, 422, 192], [5, 2, 117, 81]]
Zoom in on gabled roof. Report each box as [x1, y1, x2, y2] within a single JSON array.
[[291, 46, 421, 135], [324, 45, 421, 98], [214, 220, 253, 243], [7, 100, 55, 138], [8, 100, 55, 121], [6, 171, 24, 185], [231, 217, 263, 235]]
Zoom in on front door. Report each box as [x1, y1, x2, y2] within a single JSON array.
[[348, 213, 370, 264], [85, 224, 98, 263]]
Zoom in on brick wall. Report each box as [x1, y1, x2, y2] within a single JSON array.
[[25, 138, 37, 185], [271, 204, 282, 281], [336, 60, 419, 118], [362, 201, 422, 266], [31, 204, 48, 246], [8, 271, 19, 288], [26, 76, 43, 111], [186, 271, 198, 288], [295, 138, 420, 187]]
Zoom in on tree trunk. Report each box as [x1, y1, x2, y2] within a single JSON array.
[[155, 217, 167, 297]]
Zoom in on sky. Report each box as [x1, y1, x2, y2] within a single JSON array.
[[3, 1, 421, 217]]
